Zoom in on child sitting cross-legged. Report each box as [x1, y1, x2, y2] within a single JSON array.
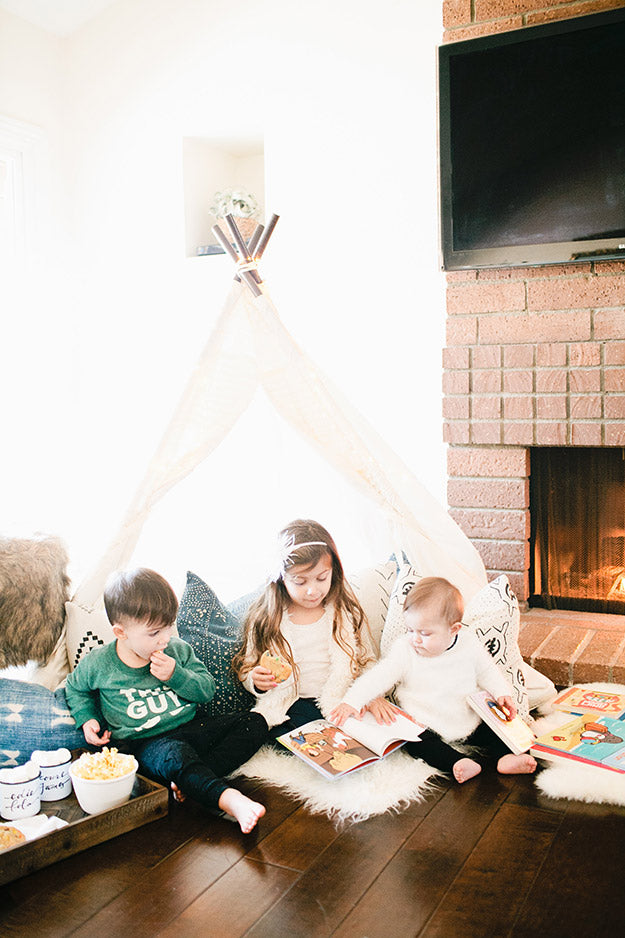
[[65, 567, 268, 833], [330, 576, 537, 783]]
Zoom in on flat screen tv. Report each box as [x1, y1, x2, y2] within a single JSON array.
[[438, 9, 625, 271]]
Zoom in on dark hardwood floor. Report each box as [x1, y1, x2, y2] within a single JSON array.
[[2, 767, 624, 938]]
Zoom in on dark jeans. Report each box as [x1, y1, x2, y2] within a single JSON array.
[[404, 721, 511, 774], [269, 697, 324, 741], [120, 710, 269, 811]]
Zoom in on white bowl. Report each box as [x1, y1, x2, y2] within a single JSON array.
[[69, 757, 138, 815]]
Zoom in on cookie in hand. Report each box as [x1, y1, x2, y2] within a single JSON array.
[[260, 651, 293, 684]]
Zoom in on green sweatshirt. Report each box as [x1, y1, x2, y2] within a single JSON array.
[[65, 637, 216, 740]]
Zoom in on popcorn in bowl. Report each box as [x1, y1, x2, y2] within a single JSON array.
[[70, 748, 138, 815]]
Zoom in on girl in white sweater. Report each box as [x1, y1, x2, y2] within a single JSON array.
[[233, 519, 393, 734], [331, 577, 537, 783]]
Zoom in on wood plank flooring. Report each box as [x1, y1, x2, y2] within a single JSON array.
[[2, 768, 624, 938]]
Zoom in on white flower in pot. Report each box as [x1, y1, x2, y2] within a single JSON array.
[[210, 187, 259, 220]]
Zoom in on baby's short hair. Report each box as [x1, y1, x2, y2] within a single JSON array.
[[403, 576, 464, 627], [104, 567, 178, 627]]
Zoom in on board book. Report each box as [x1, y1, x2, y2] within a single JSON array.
[[550, 686, 625, 719], [467, 691, 536, 754], [277, 705, 426, 780], [530, 713, 625, 774]]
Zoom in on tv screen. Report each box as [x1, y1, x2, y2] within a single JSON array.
[[438, 9, 625, 271]]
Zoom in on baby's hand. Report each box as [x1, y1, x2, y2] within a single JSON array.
[[150, 650, 176, 681], [82, 718, 111, 747], [365, 696, 398, 725], [250, 665, 278, 692], [329, 702, 361, 727], [497, 695, 517, 721]]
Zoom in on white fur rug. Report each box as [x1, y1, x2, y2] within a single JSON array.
[[532, 682, 625, 807], [232, 746, 438, 825]]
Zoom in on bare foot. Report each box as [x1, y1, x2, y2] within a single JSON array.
[[170, 781, 186, 803], [452, 757, 482, 783], [497, 753, 537, 775], [218, 787, 266, 833]]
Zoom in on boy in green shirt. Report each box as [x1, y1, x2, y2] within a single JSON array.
[[65, 568, 267, 833]]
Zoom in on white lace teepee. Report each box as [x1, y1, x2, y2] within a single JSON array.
[[73, 217, 486, 607]]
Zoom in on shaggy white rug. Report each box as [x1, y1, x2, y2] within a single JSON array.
[[532, 682, 625, 807], [232, 745, 438, 825]]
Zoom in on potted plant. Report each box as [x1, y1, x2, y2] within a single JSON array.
[[210, 187, 260, 242]]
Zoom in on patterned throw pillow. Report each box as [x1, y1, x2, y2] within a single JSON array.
[[463, 574, 529, 719], [176, 572, 254, 718], [348, 558, 398, 655], [0, 679, 84, 768], [65, 601, 115, 671], [379, 559, 422, 656]]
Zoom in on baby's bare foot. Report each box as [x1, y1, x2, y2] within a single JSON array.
[[218, 787, 266, 833], [453, 757, 482, 783], [497, 753, 537, 775], [170, 781, 186, 802]]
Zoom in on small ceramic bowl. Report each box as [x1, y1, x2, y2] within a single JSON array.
[[69, 757, 138, 815]]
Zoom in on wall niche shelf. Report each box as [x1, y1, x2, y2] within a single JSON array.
[[182, 136, 264, 259]]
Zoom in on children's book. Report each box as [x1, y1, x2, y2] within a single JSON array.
[[550, 686, 625, 720], [276, 704, 426, 780], [530, 713, 625, 774], [467, 691, 536, 754]]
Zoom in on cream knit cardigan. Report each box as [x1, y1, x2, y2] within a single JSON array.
[[241, 604, 374, 728]]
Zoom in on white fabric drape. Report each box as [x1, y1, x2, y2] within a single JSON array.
[[74, 282, 486, 607]]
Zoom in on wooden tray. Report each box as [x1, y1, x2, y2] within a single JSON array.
[[0, 774, 169, 885]]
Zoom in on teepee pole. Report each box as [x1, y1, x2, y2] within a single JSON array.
[[255, 214, 279, 259]]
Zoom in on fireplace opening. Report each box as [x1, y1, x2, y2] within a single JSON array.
[[529, 447, 625, 614]]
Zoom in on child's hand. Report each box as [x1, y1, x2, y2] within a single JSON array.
[[82, 718, 111, 747], [150, 650, 176, 681], [250, 665, 278, 692], [329, 702, 361, 727], [365, 696, 398, 725], [497, 695, 516, 721]]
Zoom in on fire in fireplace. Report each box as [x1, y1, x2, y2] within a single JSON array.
[[530, 447, 625, 614]]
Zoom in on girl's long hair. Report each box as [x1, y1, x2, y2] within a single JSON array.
[[232, 519, 372, 682]]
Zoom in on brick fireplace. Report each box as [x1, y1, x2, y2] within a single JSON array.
[[442, 0, 625, 685]]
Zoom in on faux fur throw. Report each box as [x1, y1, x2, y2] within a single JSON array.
[[0, 535, 70, 668], [232, 746, 438, 825]]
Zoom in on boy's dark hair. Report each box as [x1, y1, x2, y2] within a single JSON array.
[[103, 567, 178, 627]]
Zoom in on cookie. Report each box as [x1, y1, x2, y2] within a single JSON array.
[[0, 825, 26, 851], [260, 650, 293, 683]]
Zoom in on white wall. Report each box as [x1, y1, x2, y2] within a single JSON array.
[[1, 0, 446, 597]]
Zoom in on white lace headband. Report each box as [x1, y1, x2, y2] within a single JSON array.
[[269, 537, 330, 582]]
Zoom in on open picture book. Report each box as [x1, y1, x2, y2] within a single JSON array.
[[467, 690, 536, 754], [277, 704, 426, 780]]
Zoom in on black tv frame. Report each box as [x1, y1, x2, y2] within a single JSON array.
[[438, 8, 625, 271]]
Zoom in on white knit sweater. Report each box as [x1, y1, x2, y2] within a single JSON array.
[[342, 629, 512, 742]]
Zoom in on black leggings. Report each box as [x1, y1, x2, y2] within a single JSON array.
[[404, 721, 512, 774], [121, 710, 269, 811]]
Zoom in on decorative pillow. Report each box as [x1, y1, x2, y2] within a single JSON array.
[[0, 678, 84, 768], [176, 572, 253, 717], [463, 574, 529, 720], [28, 625, 70, 690], [65, 601, 115, 671], [349, 559, 401, 655], [0, 535, 70, 668], [380, 559, 423, 657]]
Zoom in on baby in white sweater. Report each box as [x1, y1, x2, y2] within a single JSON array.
[[330, 576, 537, 783]]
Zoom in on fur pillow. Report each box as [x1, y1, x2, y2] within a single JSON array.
[[0, 535, 70, 668]]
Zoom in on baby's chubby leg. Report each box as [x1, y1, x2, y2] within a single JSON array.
[[497, 752, 537, 774], [452, 757, 482, 783]]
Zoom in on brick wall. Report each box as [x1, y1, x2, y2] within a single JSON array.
[[442, 0, 625, 603]]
